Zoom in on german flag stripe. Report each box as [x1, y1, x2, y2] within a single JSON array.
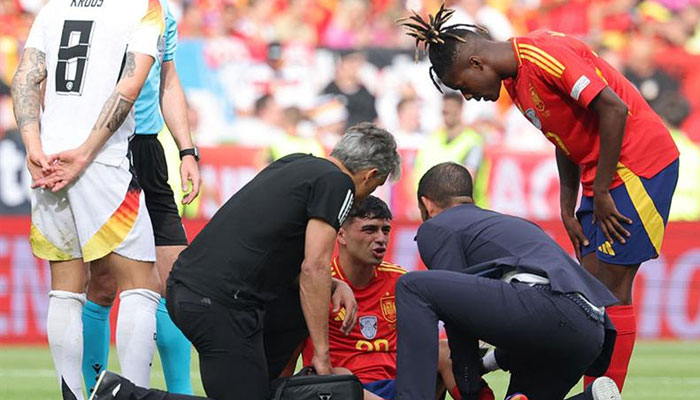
[[82, 187, 141, 262]]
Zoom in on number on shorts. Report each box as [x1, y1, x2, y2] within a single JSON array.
[[56, 20, 94, 95]]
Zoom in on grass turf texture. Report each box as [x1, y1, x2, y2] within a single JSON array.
[[0, 341, 698, 399]]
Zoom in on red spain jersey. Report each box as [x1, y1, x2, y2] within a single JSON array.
[[503, 31, 679, 196], [302, 257, 406, 383]]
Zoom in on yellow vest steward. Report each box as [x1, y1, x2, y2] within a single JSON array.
[[270, 135, 326, 160], [669, 129, 700, 221], [414, 128, 486, 204]]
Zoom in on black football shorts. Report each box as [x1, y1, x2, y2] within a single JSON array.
[[129, 134, 188, 246]]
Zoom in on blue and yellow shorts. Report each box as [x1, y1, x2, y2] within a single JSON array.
[[363, 379, 396, 400], [577, 159, 679, 266]]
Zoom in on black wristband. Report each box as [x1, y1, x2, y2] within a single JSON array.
[[179, 147, 199, 162]]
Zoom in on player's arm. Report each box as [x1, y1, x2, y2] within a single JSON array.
[[589, 87, 633, 244], [300, 218, 337, 375], [160, 60, 201, 204], [37, 52, 154, 191], [11, 47, 50, 186], [556, 148, 588, 260], [330, 278, 357, 335]]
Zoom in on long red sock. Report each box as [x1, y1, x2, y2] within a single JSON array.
[[584, 305, 636, 391], [448, 380, 495, 400]]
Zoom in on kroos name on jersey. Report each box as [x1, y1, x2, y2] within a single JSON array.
[[71, 0, 104, 7]]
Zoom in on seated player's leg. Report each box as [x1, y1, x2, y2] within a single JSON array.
[[31, 186, 87, 399], [67, 158, 160, 388], [577, 160, 678, 391], [83, 263, 118, 394], [332, 368, 389, 400], [131, 135, 193, 394], [166, 281, 267, 400]]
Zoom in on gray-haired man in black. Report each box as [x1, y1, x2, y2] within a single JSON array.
[[395, 162, 622, 400]]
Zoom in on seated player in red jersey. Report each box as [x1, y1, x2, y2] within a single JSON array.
[[301, 195, 470, 400], [399, 5, 680, 393]]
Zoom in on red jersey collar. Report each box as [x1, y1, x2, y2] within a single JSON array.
[[332, 256, 378, 291]]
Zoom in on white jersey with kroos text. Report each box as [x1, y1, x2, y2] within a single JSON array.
[[24, 0, 165, 166]]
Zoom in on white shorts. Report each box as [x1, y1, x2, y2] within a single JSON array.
[[30, 158, 156, 263]]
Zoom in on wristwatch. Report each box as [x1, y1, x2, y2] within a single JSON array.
[[179, 147, 199, 162]]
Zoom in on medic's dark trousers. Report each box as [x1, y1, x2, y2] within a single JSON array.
[[395, 270, 606, 400]]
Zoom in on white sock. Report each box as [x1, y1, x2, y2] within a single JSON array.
[[47, 290, 86, 400], [116, 288, 160, 387]]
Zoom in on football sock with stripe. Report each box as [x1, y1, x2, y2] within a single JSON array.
[[116, 288, 160, 387], [82, 300, 112, 394], [156, 297, 194, 394], [583, 304, 636, 391], [48, 290, 86, 400]]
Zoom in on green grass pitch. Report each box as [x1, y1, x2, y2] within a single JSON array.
[[1, 340, 699, 399]]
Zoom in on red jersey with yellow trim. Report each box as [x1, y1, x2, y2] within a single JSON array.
[[302, 257, 406, 383], [503, 31, 679, 196]]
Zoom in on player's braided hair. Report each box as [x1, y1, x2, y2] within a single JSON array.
[[398, 3, 489, 92]]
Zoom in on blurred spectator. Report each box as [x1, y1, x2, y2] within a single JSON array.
[[229, 94, 285, 145], [321, 0, 372, 49], [310, 95, 348, 148], [624, 35, 680, 112], [322, 50, 378, 130], [414, 92, 485, 189], [657, 93, 700, 221], [268, 106, 325, 160], [393, 96, 426, 150], [450, 0, 515, 41], [273, 0, 318, 45]]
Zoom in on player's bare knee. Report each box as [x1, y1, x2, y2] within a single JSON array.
[[49, 260, 88, 293], [87, 266, 118, 306]]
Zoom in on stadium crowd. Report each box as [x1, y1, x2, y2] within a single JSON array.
[[1, 0, 699, 221]]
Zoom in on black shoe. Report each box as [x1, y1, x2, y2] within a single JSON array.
[[88, 371, 124, 400]]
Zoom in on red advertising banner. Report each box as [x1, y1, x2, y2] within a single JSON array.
[[1, 215, 699, 343], [193, 147, 562, 222], [1, 145, 698, 343]]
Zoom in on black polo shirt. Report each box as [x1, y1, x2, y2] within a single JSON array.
[[170, 154, 355, 306]]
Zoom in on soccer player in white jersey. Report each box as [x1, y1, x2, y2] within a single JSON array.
[[11, 0, 166, 399]]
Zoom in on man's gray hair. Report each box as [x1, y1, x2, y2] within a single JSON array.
[[330, 122, 401, 181]]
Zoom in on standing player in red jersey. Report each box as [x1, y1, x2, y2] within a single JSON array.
[[399, 4, 679, 393], [301, 195, 472, 400]]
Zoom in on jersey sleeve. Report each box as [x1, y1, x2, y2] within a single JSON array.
[[416, 222, 466, 272], [307, 171, 355, 231], [163, 1, 178, 62], [24, 7, 47, 52], [535, 43, 608, 108], [127, 0, 165, 59]]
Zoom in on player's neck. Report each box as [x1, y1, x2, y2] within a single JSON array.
[[338, 253, 375, 288], [487, 41, 519, 80]]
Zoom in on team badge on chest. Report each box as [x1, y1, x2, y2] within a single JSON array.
[[359, 316, 378, 339], [380, 296, 397, 323]]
